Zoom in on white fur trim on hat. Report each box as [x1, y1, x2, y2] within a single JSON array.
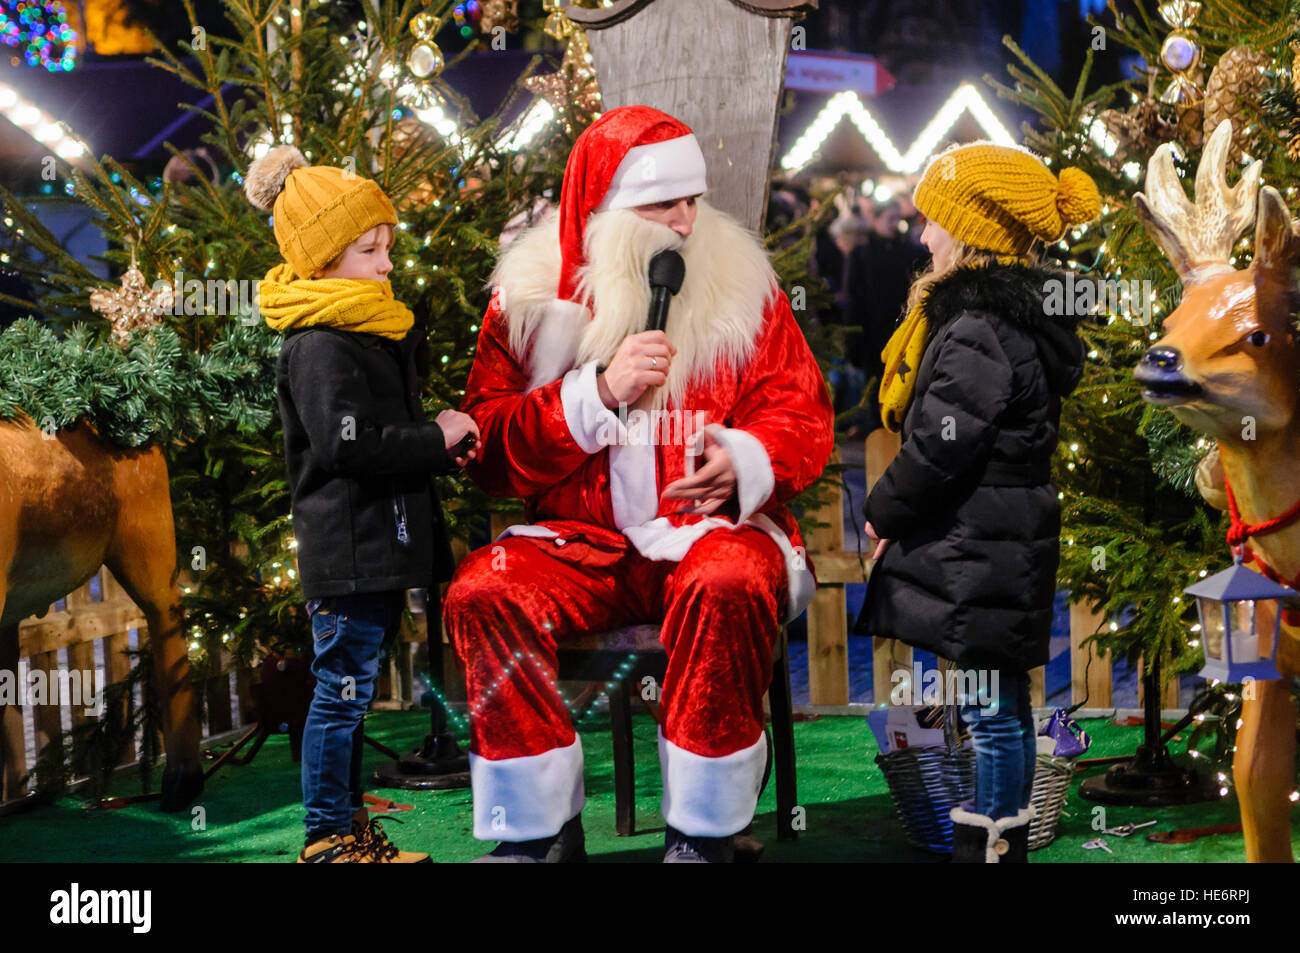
[[597, 134, 709, 212]]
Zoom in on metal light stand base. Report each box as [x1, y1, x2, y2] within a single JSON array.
[[1079, 662, 1218, 807], [371, 587, 471, 791]]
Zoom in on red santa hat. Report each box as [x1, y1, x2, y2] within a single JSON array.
[[555, 105, 708, 302]]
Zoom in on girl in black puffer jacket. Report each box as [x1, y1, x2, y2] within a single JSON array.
[[857, 142, 1100, 862]]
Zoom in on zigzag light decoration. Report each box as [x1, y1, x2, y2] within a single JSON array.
[[781, 83, 1014, 174]]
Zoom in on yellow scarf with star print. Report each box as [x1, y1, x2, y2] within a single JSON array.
[[258, 263, 414, 341], [878, 297, 929, 433], [879, 257, 1031, 432]]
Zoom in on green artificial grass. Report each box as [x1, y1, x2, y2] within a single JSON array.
[[0, 712, 1291, 862]]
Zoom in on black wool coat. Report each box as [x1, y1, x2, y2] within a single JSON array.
[[276, 324, 457, 600], [856, 262, 1084, 673]]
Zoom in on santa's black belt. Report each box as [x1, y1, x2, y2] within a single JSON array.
[[979, 461, 1052, 486]]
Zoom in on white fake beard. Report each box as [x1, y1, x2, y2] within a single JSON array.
[[573, 208, 686, 409]]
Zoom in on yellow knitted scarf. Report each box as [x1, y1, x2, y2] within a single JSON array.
[[878, 297, 929, 433], [878, 256, 1029, 432], [258, 263, 414, 341]]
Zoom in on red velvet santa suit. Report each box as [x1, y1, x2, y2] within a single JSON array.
[[443, 107, 834, 841]]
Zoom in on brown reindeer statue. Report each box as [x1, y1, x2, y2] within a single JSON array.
[[1134, 119, 1300, 862], [0, 413, 203, 811]]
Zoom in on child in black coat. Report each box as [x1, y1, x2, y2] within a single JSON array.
[[860, 142, 1099, 862], [246, 145, 478, 862]]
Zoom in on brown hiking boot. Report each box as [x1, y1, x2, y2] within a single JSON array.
[[351, 807, 431, 863], [296, 833, 376, 863]]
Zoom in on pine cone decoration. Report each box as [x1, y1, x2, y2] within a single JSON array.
[[480, 0, 519, 35], [1094, 98, 1177, 171], [1204, 45, 1269, 163], [1177, 101, 1204, 149]]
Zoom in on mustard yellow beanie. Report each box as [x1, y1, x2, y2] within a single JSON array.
[[244, 145, 397, 278], [912, 142, 1102, 256]]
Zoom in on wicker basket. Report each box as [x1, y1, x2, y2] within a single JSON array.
[[876, 739, 1077, 854], [1026, 753, 1076, 850]]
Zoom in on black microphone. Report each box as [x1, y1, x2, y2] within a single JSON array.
[[647, 249, 686, 333]]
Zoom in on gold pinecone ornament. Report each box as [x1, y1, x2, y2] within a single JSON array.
[[1288, 40, 1300, 163], [1094, 75, 1178, 169], [1203, 45, 1269, 163]]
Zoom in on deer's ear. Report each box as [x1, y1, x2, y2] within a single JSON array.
[[1254, 187, 1298, 283]]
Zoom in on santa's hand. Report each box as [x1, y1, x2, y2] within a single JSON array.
[[598, 331, 677, 409], [662, 431, 736, 514], [864, 521, 890, 561]]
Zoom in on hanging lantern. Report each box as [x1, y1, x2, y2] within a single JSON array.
[[1184, 553, 1296, 683]]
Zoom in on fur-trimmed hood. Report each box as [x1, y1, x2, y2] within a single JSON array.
[[924, 260, 1084, 397], [489, 198, 777, 407]]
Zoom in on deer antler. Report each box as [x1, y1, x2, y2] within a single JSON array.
[[1133, 119, 1262, 286]]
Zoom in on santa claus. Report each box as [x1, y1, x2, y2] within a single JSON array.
[[444, 105, 834, 862]]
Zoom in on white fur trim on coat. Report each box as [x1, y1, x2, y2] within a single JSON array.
[[949, 806, 1035, 862], [490, 513, 814, 624], [560, 360, 621, 454], [469, 737, 585, 841], [659, 728, 765, 837]]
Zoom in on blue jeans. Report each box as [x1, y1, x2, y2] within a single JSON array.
[[302, 590, 404, 839], [959, 669, 1036, 820]]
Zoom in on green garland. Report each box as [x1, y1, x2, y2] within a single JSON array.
[[0, 317, 279, 448]]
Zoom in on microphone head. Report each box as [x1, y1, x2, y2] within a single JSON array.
[[648, 249, 686, 295]]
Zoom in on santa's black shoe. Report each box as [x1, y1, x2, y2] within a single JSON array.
[[472, 814, 587, 863], [949, 805, 1033, 863], [663, 825, 736, 863]]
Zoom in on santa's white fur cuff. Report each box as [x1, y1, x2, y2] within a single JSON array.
[[469, 737, 585, 841], [659, 728, 765, 837], [560, 360, 623, 454]]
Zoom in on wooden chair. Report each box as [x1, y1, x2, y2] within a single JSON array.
[[556, 622, 798, 841]]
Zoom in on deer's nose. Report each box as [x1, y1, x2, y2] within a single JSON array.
[[1140, 346, 1181, 371]]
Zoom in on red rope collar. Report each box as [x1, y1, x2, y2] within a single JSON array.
[[1224, 475, 1300, 547], [1223, 474, 1300, 605]]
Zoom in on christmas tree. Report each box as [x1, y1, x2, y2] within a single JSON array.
[[988, 0, 1300, 762]]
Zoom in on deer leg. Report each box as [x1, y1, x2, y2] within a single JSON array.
[[1234, 678, 1296, 863], [1, 620, 23, 802], [104, 454, 202, 812]]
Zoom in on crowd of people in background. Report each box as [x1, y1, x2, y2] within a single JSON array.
[[768, 180, 928, 440]]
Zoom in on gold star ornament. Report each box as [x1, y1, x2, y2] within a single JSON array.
[[89, 250, 173, 343]]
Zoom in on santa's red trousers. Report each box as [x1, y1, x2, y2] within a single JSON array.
[[444, 523, 786, 841]]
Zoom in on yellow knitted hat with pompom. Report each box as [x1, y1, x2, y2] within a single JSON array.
[[244, 144, 397, 279], [912, 142, 1101, 256]]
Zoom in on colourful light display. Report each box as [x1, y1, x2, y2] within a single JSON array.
[[0, 0, 77, 72]]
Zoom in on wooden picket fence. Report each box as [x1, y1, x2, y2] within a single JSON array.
[[0, 564, 438, 803], [0, 437, 1175, 802], [801, 432, 1179, 710]]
